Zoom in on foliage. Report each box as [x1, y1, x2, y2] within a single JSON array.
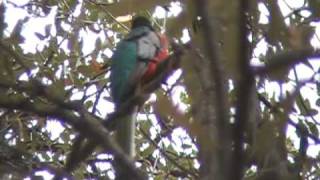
[[0, 0, 320, 179]]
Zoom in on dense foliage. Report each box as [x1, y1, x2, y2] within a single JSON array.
[[0, 0, 320, 179]]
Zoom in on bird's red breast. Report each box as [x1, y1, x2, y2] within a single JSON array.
[[142, 33, 169, 82]]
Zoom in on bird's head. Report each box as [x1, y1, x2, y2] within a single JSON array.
[[131, 16, 154, 30]]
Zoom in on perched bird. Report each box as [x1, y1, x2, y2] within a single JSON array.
[[110, 16, 169, 179], [110, 16, 168, 106], [62, 17, 169, 178]]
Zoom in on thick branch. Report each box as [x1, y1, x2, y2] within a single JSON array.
[[0, 78, 81, 110], [0, 94, 147, 179], [0, 40, 147, 179], [194, 1, 231, 179], [253, 49, 320, 76], [232, 0, 254, 180]]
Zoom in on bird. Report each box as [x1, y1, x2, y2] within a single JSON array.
[[109, 16, 169, 179], [110, 16, 168, 107], [62, 17, 169, 179]]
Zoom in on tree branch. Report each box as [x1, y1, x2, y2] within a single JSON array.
[[231, 0, 255, 179], [0, 93, 147, 179], [0, 40, 147, 179], [194, 1, 231, 179], [257, 93, 320, 144], [0, 40, 31, 75], [253, 49, 320, 76], [139, 127, 199, 178]]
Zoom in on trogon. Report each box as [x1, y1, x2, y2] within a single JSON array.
[[111, 16, 169, 106], [63, 17, 169, 177], [110, 16, 169, 158]]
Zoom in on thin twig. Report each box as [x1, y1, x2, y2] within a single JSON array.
[[292, 68, 319, 125], [139, 127, 199, 178], [253, 49, 320, 76], [257, 93, 320, 144], [85, 0, 130, 32], [92, 84, 107, 115]]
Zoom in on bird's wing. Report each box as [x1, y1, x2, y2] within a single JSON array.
[[110, 40, 137, 105]]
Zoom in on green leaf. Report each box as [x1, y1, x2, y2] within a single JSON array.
[[306, 120, 319, 138], [35, 32, 46, 40], [44, 24, 52, 37], [41, 152, 51, 161], [89, 9, 99, 22], [296, 97, 318, 116], [309, 109, 318, 116], [46, 80, 67, 101], [296, 120, 308, 138], [141, 145, 155, 157], [77, 65, 95, 77], [85, 100, 93, 109], [181, 143, 192, 149]]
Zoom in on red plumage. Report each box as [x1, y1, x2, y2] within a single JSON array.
[[142, 33, 169, 82]]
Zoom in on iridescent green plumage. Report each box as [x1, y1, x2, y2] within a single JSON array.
[[110, 17, 159, 179], [110, 36, 137, 105], [110, 26, 154, 106]]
